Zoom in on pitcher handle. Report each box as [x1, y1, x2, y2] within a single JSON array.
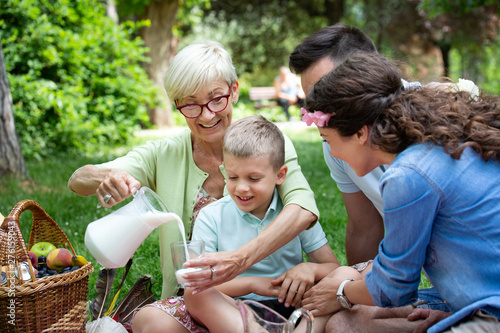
[[288, 308, 314, 333]]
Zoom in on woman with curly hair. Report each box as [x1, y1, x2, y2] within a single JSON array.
[[300, 52, 500, 333]]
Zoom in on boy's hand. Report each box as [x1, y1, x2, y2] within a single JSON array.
[[250, 277, 281, 297], [272, 263, 315, 308]]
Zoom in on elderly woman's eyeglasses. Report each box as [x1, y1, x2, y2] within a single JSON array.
[[175, 85, 232, 119]]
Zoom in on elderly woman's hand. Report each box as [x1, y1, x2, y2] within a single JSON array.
[[183, 250, 248, 293], [96, 169, 141, 208]]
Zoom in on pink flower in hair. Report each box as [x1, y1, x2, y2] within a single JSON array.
[[301, 108, 332, 127]]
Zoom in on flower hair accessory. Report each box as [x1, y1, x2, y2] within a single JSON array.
[[301, 108, 333, 127], [451, 78, 480, 101]]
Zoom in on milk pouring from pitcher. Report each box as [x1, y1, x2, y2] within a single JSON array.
[[84, 187, 184, 268]]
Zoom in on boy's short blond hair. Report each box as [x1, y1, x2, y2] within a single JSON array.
[[223, 116, 285, 171]]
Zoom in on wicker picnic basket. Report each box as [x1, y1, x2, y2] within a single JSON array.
[[0, 200, 93, 332]]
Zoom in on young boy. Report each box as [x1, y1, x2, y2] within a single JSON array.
[[184, 115, 341, 332]]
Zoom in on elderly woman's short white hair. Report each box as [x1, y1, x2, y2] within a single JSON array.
[[164, 40, 238, 101]]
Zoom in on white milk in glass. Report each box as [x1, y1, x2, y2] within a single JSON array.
[[175, 267, 203, 285], [172, 239, 206, 287]]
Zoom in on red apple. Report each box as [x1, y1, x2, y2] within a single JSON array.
[[28, 251, 38, 267], [46, 248, 73, 271]]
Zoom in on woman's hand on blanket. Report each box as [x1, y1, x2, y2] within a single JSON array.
[[184, 251, 247, 293], [272, 263, 315, 308]]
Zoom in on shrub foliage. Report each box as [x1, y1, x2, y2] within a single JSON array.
[[1, 0, 157, 159]]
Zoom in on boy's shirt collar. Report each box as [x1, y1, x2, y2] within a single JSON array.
[[233, 188, 279, 222]]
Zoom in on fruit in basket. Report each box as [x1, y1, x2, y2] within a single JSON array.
[[30, 241, 57, 258], [28, 251, 38, 267], [71, 255, 88, 267], [47, 248, 73, 271], [37, 266, 47, 275]]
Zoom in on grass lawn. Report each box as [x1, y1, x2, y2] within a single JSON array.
[[0, 123, 428, 310]]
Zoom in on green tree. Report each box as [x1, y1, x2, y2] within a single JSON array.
[[1, 0, 157, 160], [116, 0, 210, 127], [186, 0, 498, 90], [337, 0, 499, 82], [415, 1, 499, 78], [182, 0, 327, 80], [419, 0, 500, 16], [419, 0, 500, 86]]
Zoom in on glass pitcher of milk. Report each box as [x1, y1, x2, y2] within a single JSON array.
[[238, 299, 314, 333], [84, 186, 184, 268]]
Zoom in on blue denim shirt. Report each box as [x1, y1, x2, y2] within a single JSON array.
[[365, 143, 500, 332]]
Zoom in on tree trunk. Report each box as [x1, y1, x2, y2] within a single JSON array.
[[439, 43, 451, 78], [0, 43, 27, 179], [106, 0, 119, 24], [325, 0, 344, 25], [139, 0, 179, 128]]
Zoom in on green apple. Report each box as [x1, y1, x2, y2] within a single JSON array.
[[30, 242, 57, 258]]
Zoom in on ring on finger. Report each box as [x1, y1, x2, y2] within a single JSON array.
[[210, 266, 217, 279], [103, 194, 112, 203]]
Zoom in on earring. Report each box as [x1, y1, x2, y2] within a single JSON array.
[[233, 100, 237, 104]]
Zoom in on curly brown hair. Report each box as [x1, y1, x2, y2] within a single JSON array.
[[304, 52, 500, 161]]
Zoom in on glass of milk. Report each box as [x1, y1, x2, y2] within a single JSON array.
[[171, 240, 205, 288]]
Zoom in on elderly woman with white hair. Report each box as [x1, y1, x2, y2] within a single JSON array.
[[68, 40, 319, 332]]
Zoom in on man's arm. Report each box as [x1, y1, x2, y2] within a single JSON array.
[[342, 191, 384, 265]]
